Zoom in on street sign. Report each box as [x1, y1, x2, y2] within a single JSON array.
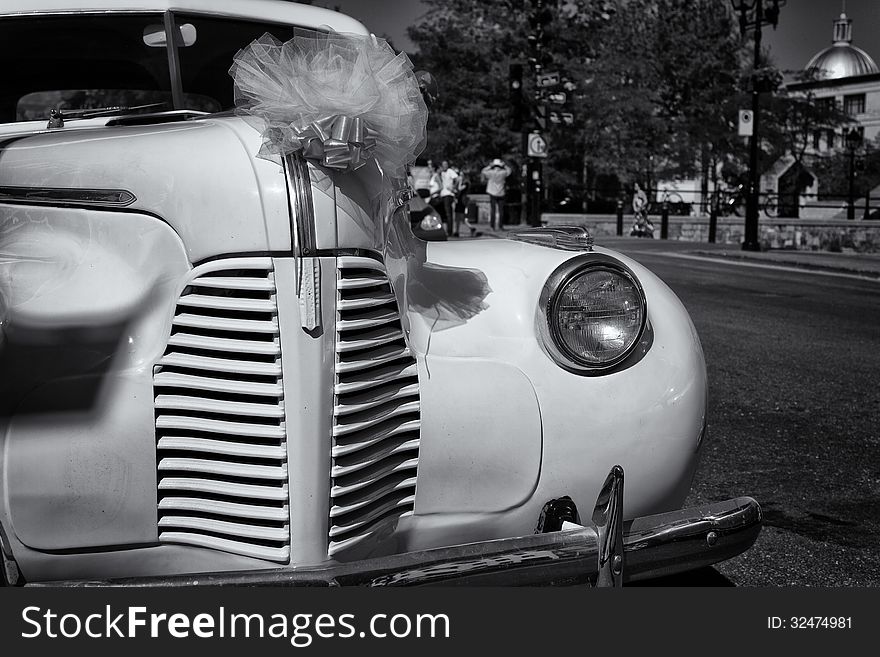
[[528, 132, 548, 158], [547, 91, 567, 104], [534, 104, 547, 130], [561, 112, 574, 125], [536, 72, 560, 88], [738, 109, 754, 137]]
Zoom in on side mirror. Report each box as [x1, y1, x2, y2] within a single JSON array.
[[415, 70, 438, 107]]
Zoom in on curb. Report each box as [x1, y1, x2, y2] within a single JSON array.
[[451, 230, 880, 278], [688, 251, 880, 279]]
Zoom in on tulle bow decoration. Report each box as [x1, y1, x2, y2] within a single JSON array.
[[229, 30, 428, 180], [295, 115, 379, 171]]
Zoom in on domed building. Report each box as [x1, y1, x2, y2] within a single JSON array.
[[805, 13, 879, 81], [762, 10, 880, 217], [787, 11, 880, 148]]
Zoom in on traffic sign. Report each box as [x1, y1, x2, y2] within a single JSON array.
[[528, 132, 548, 158], [547, 91, 567, 104], [549, 111, 561, 124], [561, 112, 574, 125], [738, 109, 754, 137], [534, 104, 547, 130], [537, 72, 560, 88]]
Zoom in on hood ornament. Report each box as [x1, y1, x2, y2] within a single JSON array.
[[508, 225, 594, 252]]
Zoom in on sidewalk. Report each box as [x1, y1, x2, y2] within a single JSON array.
[[452, 224, 880, 278], [597, 236, 880, 279]]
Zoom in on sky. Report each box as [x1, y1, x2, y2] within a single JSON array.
[[763, 0, 880, 72], [317, 0, 428, 51], [316, 0, 880, 73]]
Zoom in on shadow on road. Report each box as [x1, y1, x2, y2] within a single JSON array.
[[627, 566, 735, 587]]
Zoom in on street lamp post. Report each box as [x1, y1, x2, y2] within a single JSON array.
[[846, 128, 861, 220], [525, 0, 552, 227], [730, 0, 783, 252]]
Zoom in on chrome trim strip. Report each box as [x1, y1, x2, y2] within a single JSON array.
[[0, 10, 163, 16], [298, 256, 322, 331], [283, 154, 317, 258], [0, 186, 136, 208]]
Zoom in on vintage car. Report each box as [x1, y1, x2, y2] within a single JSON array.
[[0, 0, 760, 587]]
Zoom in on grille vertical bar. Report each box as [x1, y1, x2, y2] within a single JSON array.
[[154, 258, 290, 563], [330, 256, 420, 557]]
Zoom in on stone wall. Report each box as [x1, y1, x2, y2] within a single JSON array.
[[540, 213, 880, 253]]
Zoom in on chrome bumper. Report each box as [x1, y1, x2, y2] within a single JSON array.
[[33, 467, 761, 587]]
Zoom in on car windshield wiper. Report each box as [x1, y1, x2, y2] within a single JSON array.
[[56, 102, 170, 119]]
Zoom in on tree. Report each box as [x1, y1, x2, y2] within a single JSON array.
[[762, 69, 851, 169], [408, 1, 750, 204], [407, 0, 526, 169], [582, 0, 745, 197], [811, 136, 880, 203], [407, 1, 611, 188]]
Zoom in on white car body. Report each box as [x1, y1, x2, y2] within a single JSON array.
[[0, 0, 756, 586]]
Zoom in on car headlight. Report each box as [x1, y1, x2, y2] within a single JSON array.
[[420, 213, 443, 231], [538, 254, 646, 373]]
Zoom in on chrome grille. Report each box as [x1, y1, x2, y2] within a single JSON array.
[[330, 256, 421, 557], [154, 257, 290, 563]]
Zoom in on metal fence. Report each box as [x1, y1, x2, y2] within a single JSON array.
[[547, 185, 880, 222]]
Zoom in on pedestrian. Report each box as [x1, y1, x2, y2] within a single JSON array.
[[630, 182, 654, 238], [439, 160, 460, 236], [427, 160, 443, 214], [455, 167, 475, 236], [481, 158, 512, 230]]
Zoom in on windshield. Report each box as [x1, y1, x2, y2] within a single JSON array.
[[1, 12, 296, 123]]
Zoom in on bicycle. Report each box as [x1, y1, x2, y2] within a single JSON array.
[[647, 189, 687, 216], [762, 193, 779, 218], [711, 185, 745, 217], [710, 186, 778, 218]]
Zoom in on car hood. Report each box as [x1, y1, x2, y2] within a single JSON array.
[[0, 115, 292, 263]]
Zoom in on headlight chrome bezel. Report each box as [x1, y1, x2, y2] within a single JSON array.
[[538, 254, 648, 374]]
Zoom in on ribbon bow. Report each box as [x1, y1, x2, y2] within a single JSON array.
[[292, 115, 379, 171]]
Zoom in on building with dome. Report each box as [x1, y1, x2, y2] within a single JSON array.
[[805, 12, 878, 80], [759, 10, 880, 217], [787, 10, 880, 148]]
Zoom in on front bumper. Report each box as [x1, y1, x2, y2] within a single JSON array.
[[33, 467, 761, 587]]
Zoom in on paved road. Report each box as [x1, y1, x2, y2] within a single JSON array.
[[598, 238, 880, 586]]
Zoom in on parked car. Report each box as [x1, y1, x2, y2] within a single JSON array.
[[0, 0, 760, 587]]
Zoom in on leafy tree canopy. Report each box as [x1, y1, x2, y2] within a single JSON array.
[[406, 1, 849, 198]]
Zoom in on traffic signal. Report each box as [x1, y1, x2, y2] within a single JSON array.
[[527, 1, 552, 29], [765, 0, 781, 28], [509, 63, 524, 131], [527, 0, 552, 72]]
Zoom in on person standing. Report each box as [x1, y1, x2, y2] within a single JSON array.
[[455, 166, 475, 236], [630, 182, 653, 238], [439, 160, 460, 237], [427, 160, 443, 214], [481, 158, 512, 230]]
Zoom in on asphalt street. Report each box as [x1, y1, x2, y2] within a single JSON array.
[[597, 237, 880, 586]]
